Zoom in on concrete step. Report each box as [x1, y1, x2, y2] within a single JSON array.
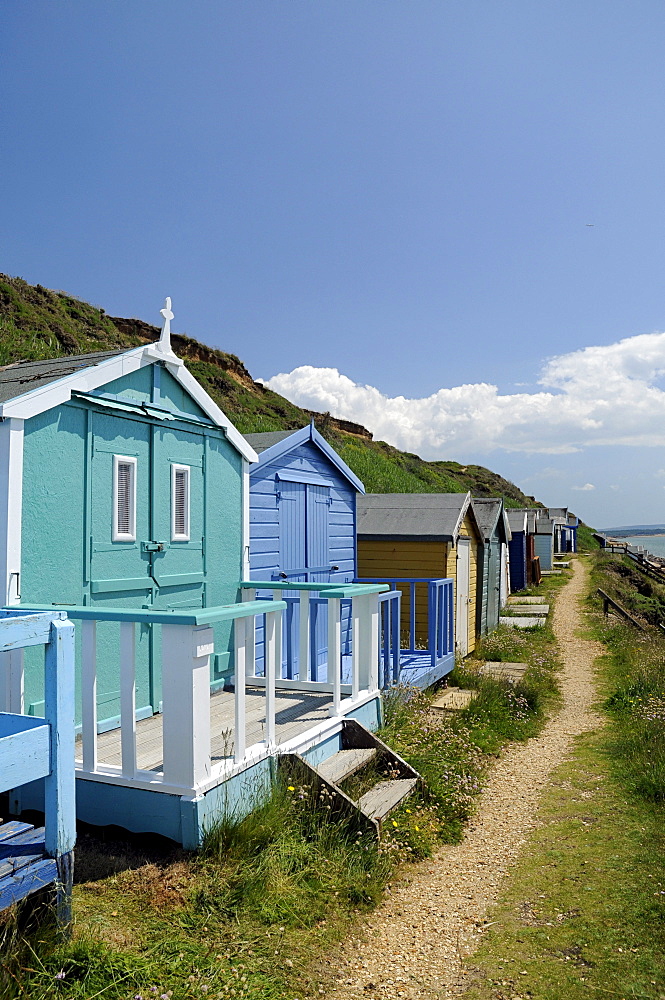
[[431, 687, 477, 711], [505, 604, 549, 615], [478, 661, 529, 681], [316, 747, 377, 785], [553, 561, 570, 568], [507, 596, 546, 604], [358, 778, 418, 822], [499, 616, 546, 628], [541, 570, 562, 576]]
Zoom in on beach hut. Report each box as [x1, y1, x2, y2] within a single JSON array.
[[471, 498, 511, 635], [506, 509, 529, 592], [534, 516, 555, 571], [357, 492, 481, 660], [0, 304, 394, 846], [244, 424, 364, 674]]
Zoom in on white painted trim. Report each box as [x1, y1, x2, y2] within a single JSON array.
[[0, 344, 259, 463], [0, 417, 24, 606], [242, 459, 251, 579], [170, 463, 191, 541], [112, 454, 137, 542]]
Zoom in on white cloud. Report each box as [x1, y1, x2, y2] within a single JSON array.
[[571, 483, 596, 491], [264, 329, 665, 460]]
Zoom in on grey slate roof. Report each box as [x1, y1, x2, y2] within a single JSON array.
[[506, 509, 528, 533], [357, 492, 471, 541], [0, 350, 126, 404], [244, 430, 299, 453], [471, 498, 503, 540]]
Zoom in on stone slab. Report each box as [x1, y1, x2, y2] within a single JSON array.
[[507, 596, 548, 604], [499, 616, 546, 628], [478, 661, 529, 681], [553, 561, 570, 568], [431, 687, 477, 711], [541, 570, 562, 576], [506, 604, 549, 615]]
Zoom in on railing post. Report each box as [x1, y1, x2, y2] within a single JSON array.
[[264, 609, 277, 748], [367, 593, 380, 692], [327, 597, 342, 714], [0, 648, 24, 714], [43, 615, 76, 926], [410, 582, 416, 652], [272, 590, 283, 680], [392, 591, 401, 684], [120, 621, 136, 778], [234, 616, 247, 763], [81, 619, 98, 773], [351, 596, 361, 699], [243, 587, 256, 678], [299, 591, 310, 681], [162, 623, 213, 787]]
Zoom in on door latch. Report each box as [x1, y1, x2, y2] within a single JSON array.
[[142, 540, 166, 553]]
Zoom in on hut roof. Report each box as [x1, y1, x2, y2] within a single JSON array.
[[245, 424, 364, 493], [0, 350, 125, 403], [506, 509, 529, 533], [0, 345, 256, 462], [244, 430, 295, 454], [471, 498, 510, 543], [357, 492, 474, 542]]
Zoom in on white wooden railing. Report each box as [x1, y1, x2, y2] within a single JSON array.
[[239, 581, 388, 714], [17, 584, 387, 798]]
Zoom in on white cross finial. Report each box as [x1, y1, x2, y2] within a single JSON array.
[[158, 296, 174, 353]]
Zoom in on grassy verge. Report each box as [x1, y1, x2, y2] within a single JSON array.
[[461, 554, 665, 999], [0, 584, 565, 1000]]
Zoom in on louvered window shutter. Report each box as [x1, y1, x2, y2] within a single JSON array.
[[113, 455, 137, 541], [171, 464, 190, 540]]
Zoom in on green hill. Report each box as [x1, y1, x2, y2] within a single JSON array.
[[0, 273, 539, 505]]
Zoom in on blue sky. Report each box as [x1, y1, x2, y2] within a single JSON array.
[[4, 2, 665, 527]]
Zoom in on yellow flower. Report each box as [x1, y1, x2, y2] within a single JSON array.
[[392, 820, 398, 828], [287, 786, 295, 792], [415, 826, 420, 832], [406, 808, 411, 813]]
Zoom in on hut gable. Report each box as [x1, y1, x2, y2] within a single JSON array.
[[245, 424, 364, 585]]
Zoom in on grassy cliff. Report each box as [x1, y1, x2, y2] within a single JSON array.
[[0, 273, 538, 505]]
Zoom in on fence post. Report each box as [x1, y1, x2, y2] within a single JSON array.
[[242, 587, 256, 678], [234, 617, 247, 763], [299, 591, 310, 681], [162, 623, 213, 787], [264, 609, 277, 748]]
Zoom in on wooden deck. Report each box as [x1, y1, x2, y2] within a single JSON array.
[[78, 686, 339, 772]]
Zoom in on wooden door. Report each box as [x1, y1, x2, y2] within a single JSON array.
[[456, 538, 470, 656]]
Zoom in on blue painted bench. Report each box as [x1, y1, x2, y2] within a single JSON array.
[[0, 610, 76, 921]]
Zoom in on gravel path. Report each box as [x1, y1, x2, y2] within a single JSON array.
[[327, 559, 603, 1000]]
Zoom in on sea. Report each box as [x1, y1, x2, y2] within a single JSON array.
[[618, 534, 665, 558]]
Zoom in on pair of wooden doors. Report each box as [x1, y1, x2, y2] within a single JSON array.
[[88, 411, 205, 727], [278, 480, 331, 673]]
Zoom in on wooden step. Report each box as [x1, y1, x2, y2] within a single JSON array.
[[0, 821, 34, 843], [317, 748, 377, 785], [0, 827, 46, 880], [358, 778, 418, 822]]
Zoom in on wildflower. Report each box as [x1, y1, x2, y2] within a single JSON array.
[[287, 786, 295, 791], [54, 970, 66, 981], [415, 826, 420, 832], [392, 820, 398, 828]]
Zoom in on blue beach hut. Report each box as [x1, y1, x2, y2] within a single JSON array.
[[506, 509, 529, 592], [244, 424, 364, 676]]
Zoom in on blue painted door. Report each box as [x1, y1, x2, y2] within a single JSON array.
[[278, 481, 331, 675]]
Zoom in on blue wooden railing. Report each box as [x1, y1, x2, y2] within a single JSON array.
[[355, 577, 454, 670], [0, 609, 75, 922]]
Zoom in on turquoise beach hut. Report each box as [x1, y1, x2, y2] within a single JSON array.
[[0, 303, 395, 846]]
